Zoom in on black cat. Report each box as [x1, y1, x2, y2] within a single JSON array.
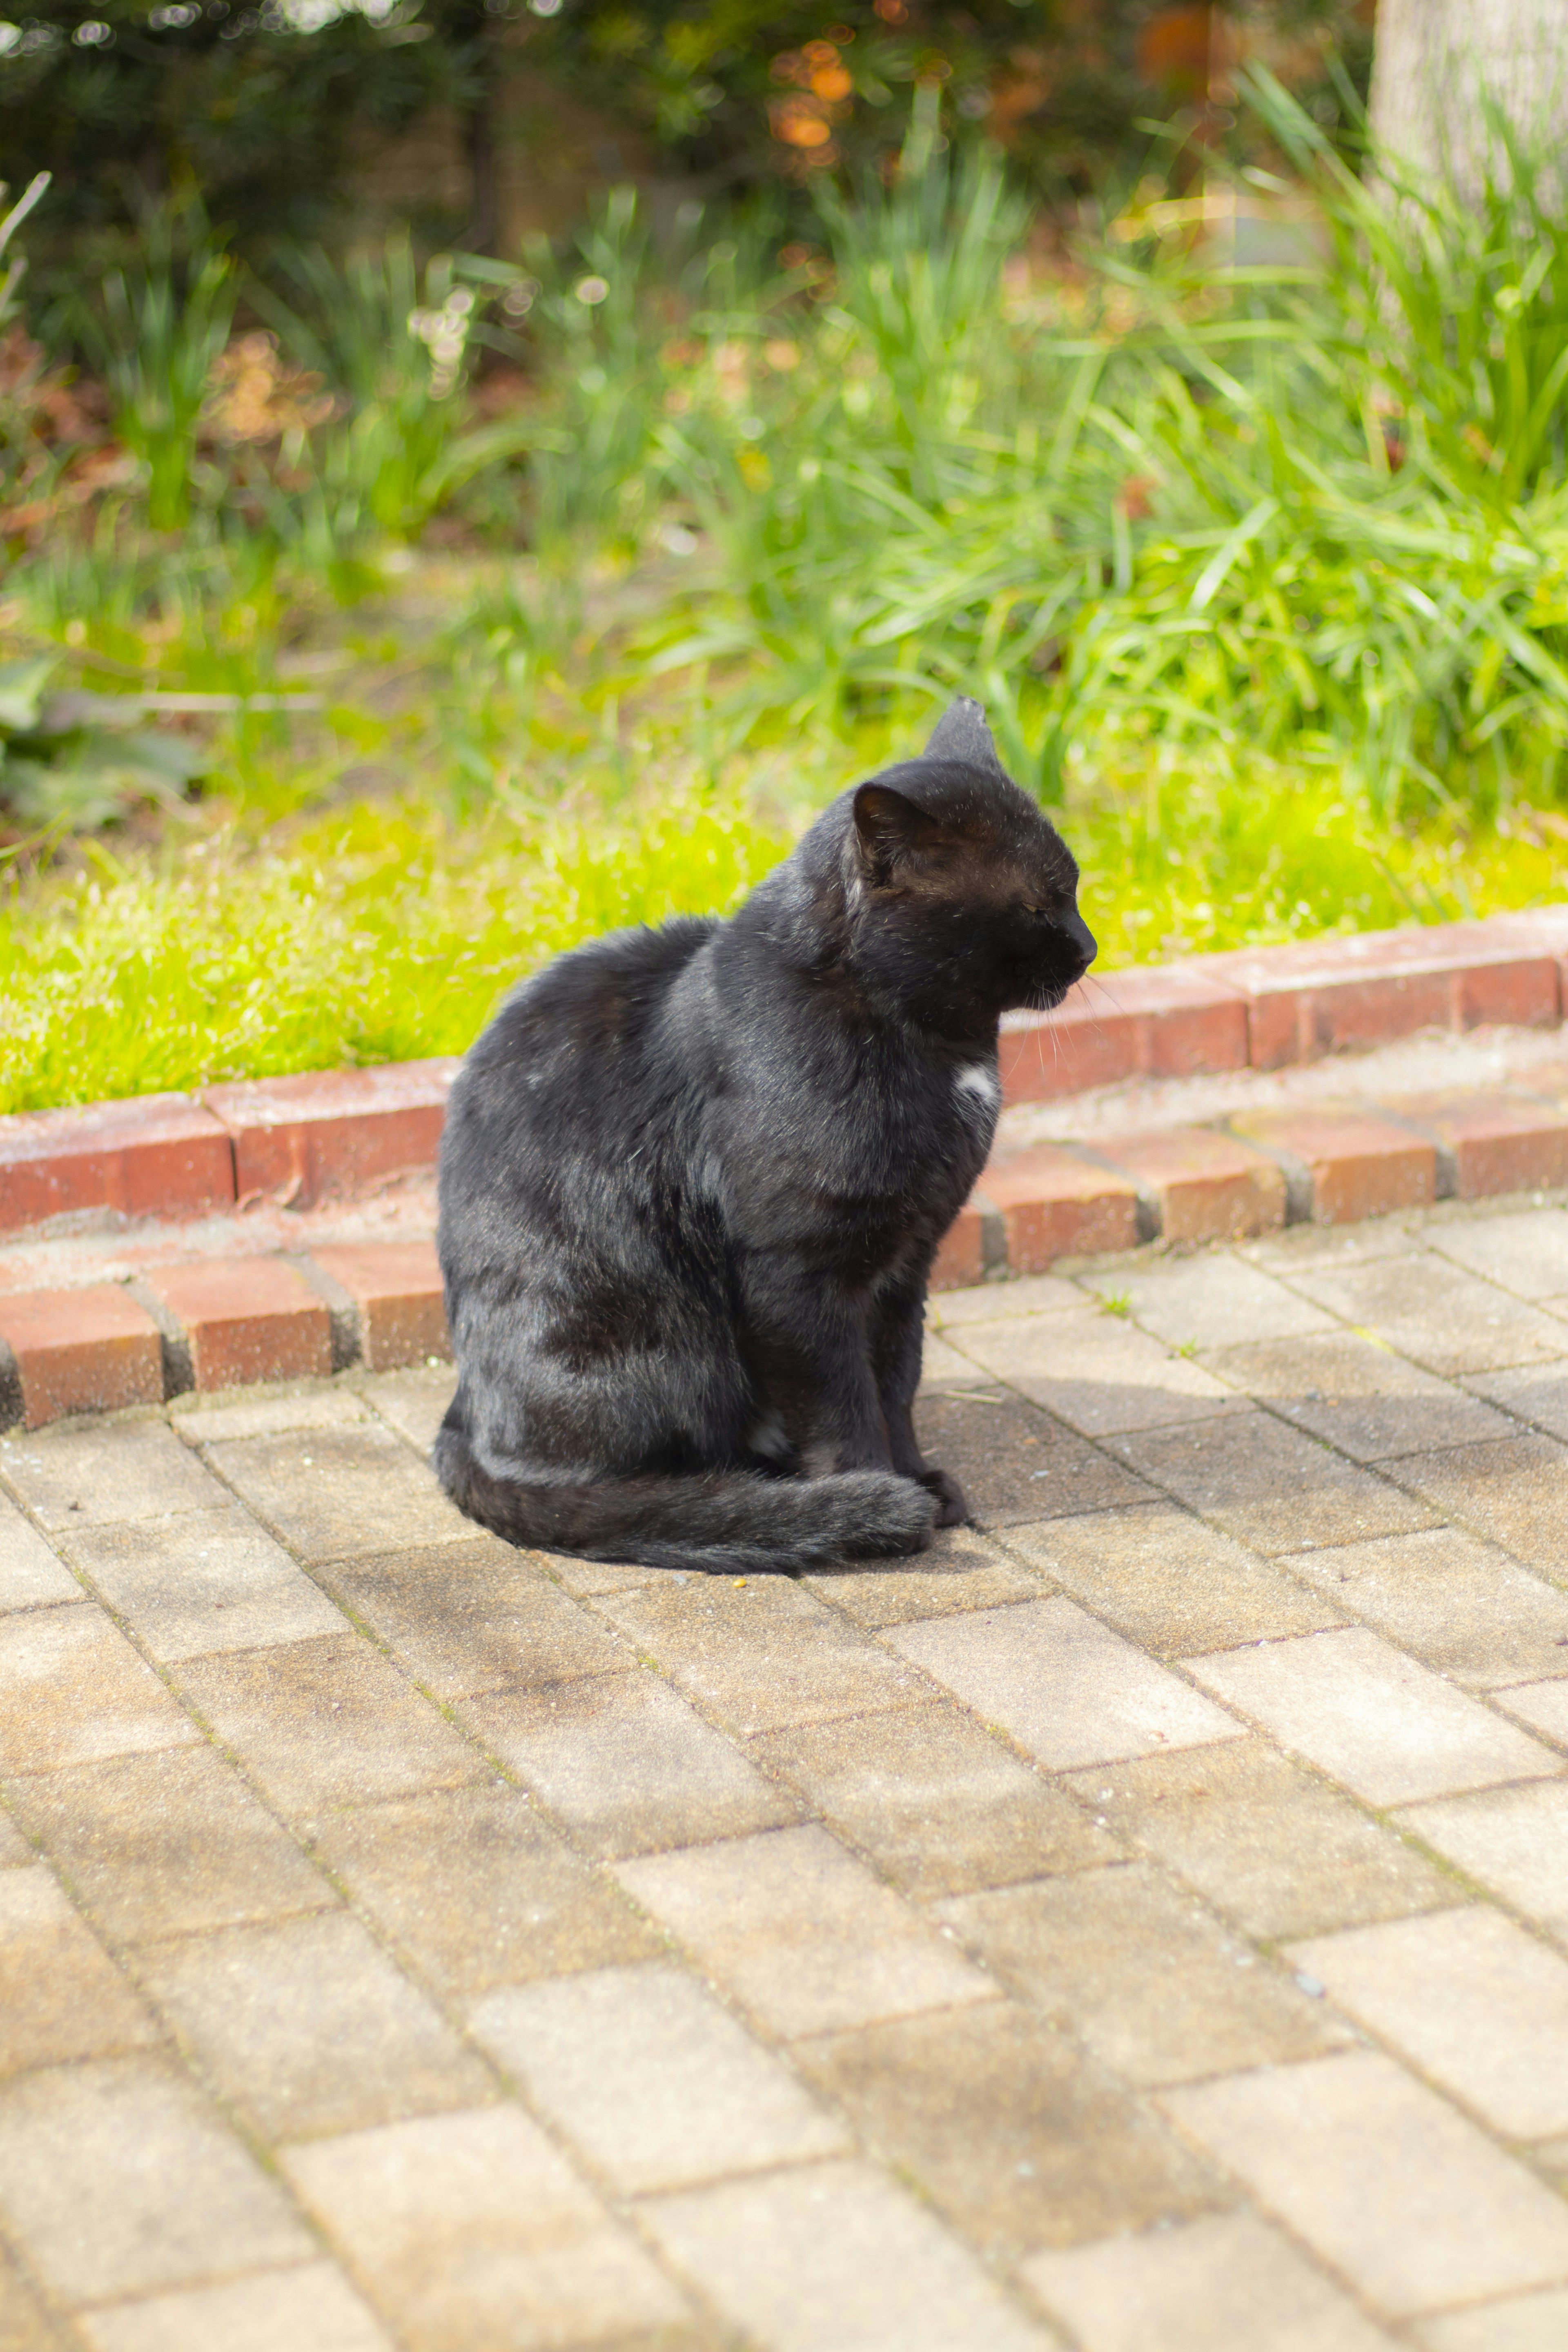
[[434, 696, 1094, 1575]]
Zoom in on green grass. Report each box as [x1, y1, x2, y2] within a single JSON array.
[[5, 69, 1568, 1112], [8, 726, 1565, 1115]]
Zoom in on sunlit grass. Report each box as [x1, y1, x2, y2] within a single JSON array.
[[6, 725, 1566, 1115]]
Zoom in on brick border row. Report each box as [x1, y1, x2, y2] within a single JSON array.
[[8, 911, 1568, 1242], [931, 1080, 1568, 1289], [7, 907, 1568, 1427], [7, 1074, 1568, 1426], [0, 1243, 450, 1431]]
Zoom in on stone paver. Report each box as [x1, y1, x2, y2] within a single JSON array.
[[79, 2265, 394, 2352], [1022, 2209, 1395, 2352], [133, 1911, 492, 2140], [616, 1823, 996, 2038], [937, 1863, 1344, 2087], [640, 2157, 1052, 2352], [7, 1745, 335, 1941], [1108, 1409, 1439, 1555], [1287, 1905, 1568, 2140], [0, 2054, 312, 2304], [1011, 1501, 1342, 1654], [1063, 1737, 1451, 1940], [469, 1960, 849, 2192], [8, 1198, 1568, 2345], [1163, 2051, 1568, 2318], [1279, 1525, 1568, 1687], [1188, 1625, 1559, 1806], [886, 1595, 1243, 1769], [1205, 1326, 1515, 1462], [283, 2105, 689, 2351], [750, 1701, 1115, 1899]]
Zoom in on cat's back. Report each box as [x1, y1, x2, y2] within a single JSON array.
[[441, 916, 721, 1201]]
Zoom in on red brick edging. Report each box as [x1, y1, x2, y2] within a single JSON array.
[[6, 909, 1568, 1426]]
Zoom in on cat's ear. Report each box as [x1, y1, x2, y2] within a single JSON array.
[[922, 694, 1005, 774], [852, 783, 944, 883]]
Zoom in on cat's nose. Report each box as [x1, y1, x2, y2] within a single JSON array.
[[1065, 910, 1096, 974]]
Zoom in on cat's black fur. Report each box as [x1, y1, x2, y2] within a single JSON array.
[[434, 697, 1094, 1574]]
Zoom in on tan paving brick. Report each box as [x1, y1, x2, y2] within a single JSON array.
[[7, 1745, 332, 1942], [79, 2264, 395, 2352], [171, 1389, 372, 1444], [0, 1422, 225, 1530], [0, 2244, 58, 2352], [938, 1864, 1342, 2087], [1109, 1412, 1438, 1555], [919, 1332, 999, 1389], [1206, 1329, 1513, 1463], [1244, 1221, 1424, 1274], [0, 1496, 76, 1612], [793, 2003, 1226, 2258], [470, 1961, 847, 2192], [535, 1550, 662, 1598], [136, 1911, 491, 2140], [1189, 1626, 1560, 1806], [1426, 1207, 1568, 1300], [750, 1703, 1115, 1901], [202, 1424, 470, 1563], [806, 1527, 1042, 1626], [0, 1606, 199, 1776], [319, 1537, 630, 1701], [283, 2105, 688, 2352], [1463, 1359, 1568, 1443], [463, 1669, 791, 1859], [1084, 1255, 1336, 1350], [1064, 1739, 1452, 1940], [61, 1505, 345, 1662], [309, 1782, 657, 1995], [931, 1273, 1085, 1326], [1494, 1678, 1568, 1746], [1011, 1504, 1341, 1655], [884, 1597, 1243, 1771], [1394, 1434, 1568, 1575], [615, 1824, 996, 2039], [1162, 2050, 1568, 2319], [595, 1577, 916, 1735], [0, 2054, 310, 2304], [362, 1365, 458, 1457], [1287, 1254, 1568, 1376], [1289, 1906, 1568, 2141], [911, 1386, 1152, 1527], [0, 1864, 158, 2075], [1395, 1780, 1568, 1941], [640, 2158, 1053, 2352], [1281, 1527, 1568, 1687], [948, 1308, 1246, 1437], [1415, 2288, 1568, 2352], [176, 1634, 483, 1817], [1021, 2210, 1395, 2352]]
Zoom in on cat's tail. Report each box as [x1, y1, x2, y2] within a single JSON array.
[[433, 1419, 936, 1576]]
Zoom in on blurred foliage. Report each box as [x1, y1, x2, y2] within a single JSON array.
[[547, 0, 1372, 198], [0, 0, 1373, 269], [0, 1, 446, 255]]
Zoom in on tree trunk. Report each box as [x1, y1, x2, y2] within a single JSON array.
[[1368, 0, 1568, 200]]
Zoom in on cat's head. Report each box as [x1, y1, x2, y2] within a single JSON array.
[[836, 697, 1096, 1028]]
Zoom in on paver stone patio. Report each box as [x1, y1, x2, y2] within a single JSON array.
[[4, 1197, 1568, 2347]]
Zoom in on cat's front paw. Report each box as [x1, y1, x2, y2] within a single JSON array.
[[919, 1466, 970, 1528]]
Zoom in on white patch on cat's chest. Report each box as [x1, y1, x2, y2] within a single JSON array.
[[954, 1062, 1000, 1112]]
